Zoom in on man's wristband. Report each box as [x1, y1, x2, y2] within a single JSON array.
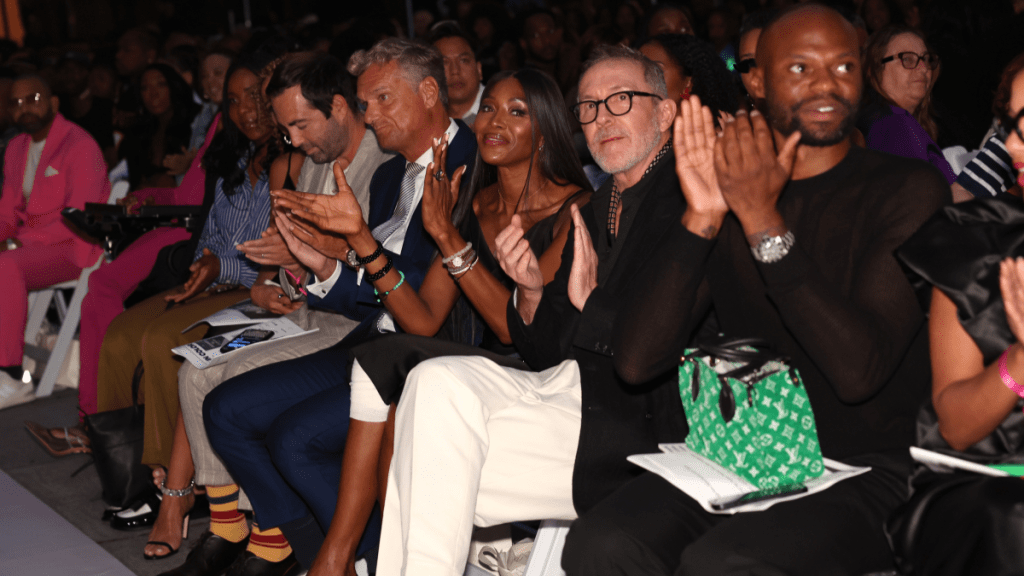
[[366, 256, 394, 282], [347, 242, 384, 268]]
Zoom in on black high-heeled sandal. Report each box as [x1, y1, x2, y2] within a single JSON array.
[[143, 478, 196, 560]]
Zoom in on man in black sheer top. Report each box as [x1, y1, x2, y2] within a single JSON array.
[[561, 5, 950, 575]]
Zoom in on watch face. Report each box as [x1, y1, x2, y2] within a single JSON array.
[[449, 255, 464, 268], [347, 249, 360, 268]]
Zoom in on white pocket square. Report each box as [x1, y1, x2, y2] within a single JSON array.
[[44, 166, 58, 177]]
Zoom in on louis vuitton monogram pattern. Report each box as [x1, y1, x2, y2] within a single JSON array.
[[679, 353, 825, 488]]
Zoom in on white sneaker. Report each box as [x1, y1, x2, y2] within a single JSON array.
[[478, 539, 533, 576], [0, 371, 34, 409]]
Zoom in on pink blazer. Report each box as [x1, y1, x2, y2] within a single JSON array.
[[0, 113, 110, 268]]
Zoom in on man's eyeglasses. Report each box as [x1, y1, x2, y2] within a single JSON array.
[[735, 58, 757, 74], [572, 91, 663, 124], [11, 92, 44, 108], [880, 51, 940, 70]]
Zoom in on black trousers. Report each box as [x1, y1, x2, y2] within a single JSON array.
[[562, 452, 912, 576]]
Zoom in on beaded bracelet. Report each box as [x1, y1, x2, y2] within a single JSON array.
[[375, 270, 406, 303], [366, 256, 393, 282], [998, 346, 1024, 399]]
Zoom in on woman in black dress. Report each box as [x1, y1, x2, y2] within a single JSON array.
[[892, 54, 1024, 575], [281, 68, 591, 576]]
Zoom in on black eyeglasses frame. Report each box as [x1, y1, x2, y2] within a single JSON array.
[[572, 90, 664, 124], [880, 51, 940, 70]]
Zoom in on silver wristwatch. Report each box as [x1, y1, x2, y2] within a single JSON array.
[[346, 249, 360, 269], [750, 230, 795, 263]]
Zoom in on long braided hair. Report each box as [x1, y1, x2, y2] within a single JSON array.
[[642, 33, 740, 125]]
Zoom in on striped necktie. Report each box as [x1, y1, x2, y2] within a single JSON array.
[[373, 162, 424, 245]]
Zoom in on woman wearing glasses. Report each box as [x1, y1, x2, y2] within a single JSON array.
[[891, 54, 1024, 576], [858, 25, 955, 183]]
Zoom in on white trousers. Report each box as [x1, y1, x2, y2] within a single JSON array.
[[377, 356, 583, 576]]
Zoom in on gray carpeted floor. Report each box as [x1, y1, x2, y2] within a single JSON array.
[[0, 388, 211, 576]]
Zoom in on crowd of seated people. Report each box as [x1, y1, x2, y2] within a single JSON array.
[[5, 1, 1024, 576]]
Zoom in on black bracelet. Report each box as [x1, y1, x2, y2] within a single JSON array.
[[366, 255, 393, 282], [356, 242, 385, 266]]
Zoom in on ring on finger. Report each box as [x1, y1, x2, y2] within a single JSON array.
[[434, 169, 445, 181]]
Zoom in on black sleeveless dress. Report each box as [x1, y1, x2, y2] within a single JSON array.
[[352, 194, 581, 405]]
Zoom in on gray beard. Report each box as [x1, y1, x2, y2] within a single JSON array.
[[590, 113, 662, 175]]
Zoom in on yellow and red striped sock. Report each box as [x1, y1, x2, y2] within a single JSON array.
[[247, 524, 292, 563], [206, 484, 249, 544]]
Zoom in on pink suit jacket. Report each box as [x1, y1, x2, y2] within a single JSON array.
[[0, 112, 110, 268]]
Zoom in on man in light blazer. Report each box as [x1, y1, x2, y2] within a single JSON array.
[[0, 74, 109, 407]]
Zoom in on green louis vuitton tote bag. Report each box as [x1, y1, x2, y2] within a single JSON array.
[[679, 337, 826, 488]]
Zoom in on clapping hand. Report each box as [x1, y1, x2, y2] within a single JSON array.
[[496, 215, 544, 322], [567, 204, 598, 312], [674, 95, 728, 227], [714, 109, 801, 237], [274, 211, 338, 281], [1001, 257, 1024, 345], [237, 224, 300, 271], [271, 164, 367, 238], [422, 134, 467, 242], [165, 248, 220, 303]]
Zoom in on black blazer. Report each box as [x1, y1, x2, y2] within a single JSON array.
[[508, 154, 691, 513]]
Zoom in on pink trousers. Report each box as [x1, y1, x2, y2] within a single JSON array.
[[0, 240, 82, 368], [78, 227, 191, 417]]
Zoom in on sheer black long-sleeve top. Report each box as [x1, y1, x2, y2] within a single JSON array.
[[613, 146, 951, 462]]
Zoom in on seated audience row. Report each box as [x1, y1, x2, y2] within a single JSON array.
[[11, 5, 1024, 576]]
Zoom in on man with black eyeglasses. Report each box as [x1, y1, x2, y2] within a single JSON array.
[[374, 44, 693, 576]]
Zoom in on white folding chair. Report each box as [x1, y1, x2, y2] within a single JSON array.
[[521, 520, 571, 576], [23, 172, 130, 398]]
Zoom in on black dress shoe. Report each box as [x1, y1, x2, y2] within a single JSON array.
[[157, 530, 249, 576], [225, 551, 302, 576], [110, 489, 161, 530]]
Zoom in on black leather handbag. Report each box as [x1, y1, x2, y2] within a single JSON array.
[[83, 361, 152, 508]]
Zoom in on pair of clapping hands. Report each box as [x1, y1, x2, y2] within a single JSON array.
[[672, 95, 802, 238]]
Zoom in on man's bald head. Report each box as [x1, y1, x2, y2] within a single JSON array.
[[747, 4, 861, 147], [757, 5, 859, 68]]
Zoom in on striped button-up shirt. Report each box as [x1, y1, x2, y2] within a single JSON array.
[[193, 157, 271, 288]]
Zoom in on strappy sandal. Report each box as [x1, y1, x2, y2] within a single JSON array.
[[143, 478, 195, 560], [24, 421, 91, 456]]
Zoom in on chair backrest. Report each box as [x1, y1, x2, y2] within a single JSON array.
[[107, 158, 129, 185], [108, 180, 130, 205]]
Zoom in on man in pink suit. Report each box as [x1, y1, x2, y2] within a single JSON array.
[[0, 75, 109, 408]]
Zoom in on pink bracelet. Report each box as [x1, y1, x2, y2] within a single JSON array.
[[998, 346, 1024, 399], [284, 269, 308, 296]]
